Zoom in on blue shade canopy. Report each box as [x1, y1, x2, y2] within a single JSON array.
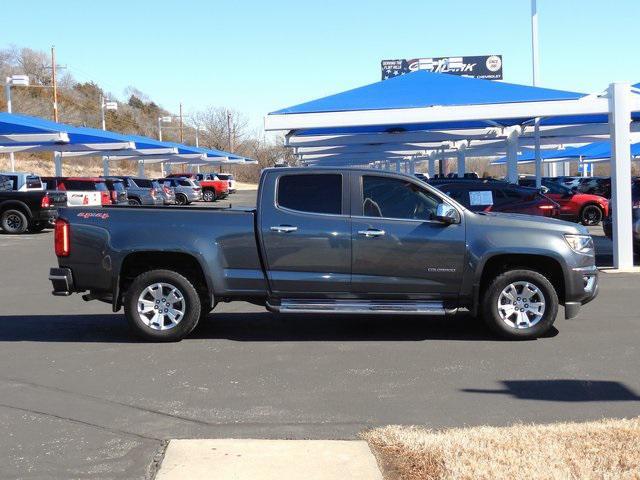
[[493, 141, 640, 164], [0, 112, 134, 146], [271, 70, 585, 115]]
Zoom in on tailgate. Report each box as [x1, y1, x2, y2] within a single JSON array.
[[66, 191, 102, 207]]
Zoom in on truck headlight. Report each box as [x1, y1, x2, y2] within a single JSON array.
[[564, 234, 594, 255]]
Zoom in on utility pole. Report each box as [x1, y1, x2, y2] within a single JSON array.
[[179, 102, 184, 143], [227, 110, 233, 151], [51, 46, 59, 122]]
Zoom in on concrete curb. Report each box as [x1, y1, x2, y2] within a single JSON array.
[[155, 439, 383, 480]]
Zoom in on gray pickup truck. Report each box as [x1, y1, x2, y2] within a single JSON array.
[[49, 168, 598, 341]]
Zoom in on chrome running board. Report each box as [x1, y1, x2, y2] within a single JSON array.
[[270, 299, 446, 315]]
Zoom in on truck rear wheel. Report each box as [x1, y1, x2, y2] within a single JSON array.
[[482, 269, 558, 340], [124, 269, 201, 342], [1, 209, 28, 234], [202, 189, 216, 202]]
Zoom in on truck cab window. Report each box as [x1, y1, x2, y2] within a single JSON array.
[[362, 175, 440, 220], [277, 174, 342, 215]]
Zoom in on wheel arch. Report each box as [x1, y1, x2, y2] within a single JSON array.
[[0, 200, 33, 220], [117, 251, 212, 312], [476, 253, 566, 312]]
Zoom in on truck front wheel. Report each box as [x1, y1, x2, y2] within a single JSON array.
[[124, 269, 201, 341], [482, 269, 558, 340]]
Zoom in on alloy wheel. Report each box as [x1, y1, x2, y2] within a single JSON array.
[[137, 282, 186, 330], [497, 281, 546, 329]]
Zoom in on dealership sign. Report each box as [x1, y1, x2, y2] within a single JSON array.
[[381, 55, 503, 80]]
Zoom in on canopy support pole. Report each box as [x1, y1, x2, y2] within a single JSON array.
[[395, 159, 401, 173], [506, 130, 519, 184], [138, 160, 145, 178], [54, 151, 62, 177], [534, 117, 542, 188], [428, 156, 435, 177], [439, 147, 446, 177], [608, 82, 634, 270], [457, 145, 466, 178], [409, 159, 416, 175], [102, 156, 109, 177]]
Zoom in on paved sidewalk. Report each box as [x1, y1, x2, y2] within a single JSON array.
[[156, 439, 383, 480]]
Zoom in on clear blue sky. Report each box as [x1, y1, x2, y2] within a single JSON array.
[[5, 0, 640, 130]]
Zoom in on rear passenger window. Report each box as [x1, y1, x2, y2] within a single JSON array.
[[277, 174, 342, 215]]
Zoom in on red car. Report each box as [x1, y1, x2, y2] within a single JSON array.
[[520, 179, 609, 225], [433, 180, 560, 217]]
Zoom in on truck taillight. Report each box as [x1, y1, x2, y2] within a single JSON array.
[[54, 219, 70, 257], [41, 194, 51, 208], [111, 190, 118, 202]]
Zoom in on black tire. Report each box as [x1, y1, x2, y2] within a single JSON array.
[[28, 222, 47, 233], [482, 269, 558, 340], [124, 269, 201, 342], [202, 189, 216, 202], [176, 193, 188, 205], [128, 198, 141, 206], [1, 209, 29, 234], [580, 204, 603, 226]]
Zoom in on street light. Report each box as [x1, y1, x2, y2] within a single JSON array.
[[100, 95, 118, 130], [157, 116, 173, 141], [4, 74, 31, 171]]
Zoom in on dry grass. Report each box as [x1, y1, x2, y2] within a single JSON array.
[[363, 417, 640, 480]]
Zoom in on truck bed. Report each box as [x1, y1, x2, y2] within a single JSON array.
[[57, 205, 267, 298]]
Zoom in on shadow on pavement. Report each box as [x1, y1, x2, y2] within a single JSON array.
[[0, 311, 520, 343], [462, 379, 640, 402]]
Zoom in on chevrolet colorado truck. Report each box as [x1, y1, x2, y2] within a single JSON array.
[[49, 168, 598, 341]]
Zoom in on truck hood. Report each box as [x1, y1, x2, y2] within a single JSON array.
[[471, 211, 587, 234]]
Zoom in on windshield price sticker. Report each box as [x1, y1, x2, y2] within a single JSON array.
[[469, 191, 493, 206]]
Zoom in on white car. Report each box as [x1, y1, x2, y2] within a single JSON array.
[[216, 173, 236, 193], [0, 172, 44, 191]]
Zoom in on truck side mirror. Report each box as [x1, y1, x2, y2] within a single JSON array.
[[435, 203, 461, 224]]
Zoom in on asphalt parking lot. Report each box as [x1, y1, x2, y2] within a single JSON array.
[[1, 190, 639, 479]]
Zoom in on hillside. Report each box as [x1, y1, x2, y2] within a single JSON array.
[[0, 46, 294, 181]]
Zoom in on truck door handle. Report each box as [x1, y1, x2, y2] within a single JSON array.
[[271, 225, 298, 233], [358, 228, 385, 237]]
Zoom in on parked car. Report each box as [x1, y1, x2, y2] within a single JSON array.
[[548, 176, 583, 190], [603, 180, 640, 250], [0, 172, 44, 191], [102, 176, 163, 206], [199, 176, 229, 202], [216, 173, 236, 193], [577, 177, 611, 198], [102, 178, 129, 205], [0, 175, 66, 234], [415, 173, 430, 181], [431, 179, 559, 217], [50, 168, 598, 342], [152, 179, 175, 205], [157, 178, 202, 205], [519, 178, 609, 225], [42, 177, 111, 207]]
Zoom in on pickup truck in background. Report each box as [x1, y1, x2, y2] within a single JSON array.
[[42, 177, 110, 207], [1, 174, 67, 233], [0, 171, 44, 191], [50, 168, 598, 342]]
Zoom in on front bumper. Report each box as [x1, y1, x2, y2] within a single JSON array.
[[563, 265, 599, 319], [49, 267, 74, 296]]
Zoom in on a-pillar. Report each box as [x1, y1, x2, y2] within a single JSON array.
[[506, 129, 519, 184], [456, 145, 466, 178], [608, 82, 634, 269], [102, 156, 109, 177], [54, 151, 62, 177]]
